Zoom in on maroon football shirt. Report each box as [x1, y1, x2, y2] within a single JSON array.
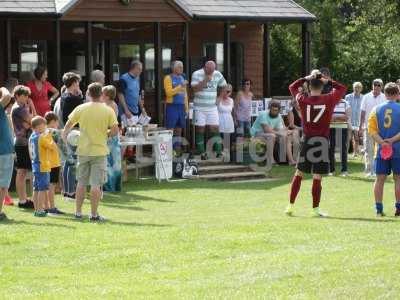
[[289, 79, 347, 137]]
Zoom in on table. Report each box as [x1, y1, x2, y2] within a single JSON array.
[[120, 130, 173, 181]]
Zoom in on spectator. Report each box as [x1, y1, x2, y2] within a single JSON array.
[[60, 72, 84, 126], [217, 84, 235, 160], [62, 82, 119, 222], [287, 100, 302, 165], [90, 70, 105, 85], [250, 100, 286, 165], [235, 78, 253, 137], [191, 60, 227, 160], [0, 87, 14, 220], [345, 82, 363, 157], [320, 67, 333, 94], [44, 112, 64, 214], [102, 85, 122, 192], [26, 66, 59, 117], [118, 60, 147, 125], [164, 60, 188, 156], [29, 116, 58, 217], [11, 85, 34, 209], [359, 79, 385, 177], [329, 99, 351, 176]]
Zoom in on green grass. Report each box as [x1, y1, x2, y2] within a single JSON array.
[[1, 159, 400, 299]]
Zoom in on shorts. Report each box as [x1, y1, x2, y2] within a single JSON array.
[[165, 104, 186, 129], [15, 145, 32, 170], [297, 136, 330, 175], [77, 156, 107, 187], [50, 167, 60, 184], [375, 158, 400, 175], [194, 109, 219, 127], [33, 172, 50, 191], [0, 154, 14, 188]]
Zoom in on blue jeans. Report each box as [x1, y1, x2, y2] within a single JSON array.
[[236, 121, 251, 137]]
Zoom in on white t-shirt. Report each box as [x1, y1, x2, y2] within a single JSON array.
[[191, 69, 227, 112], [360, 92, 385, 126]]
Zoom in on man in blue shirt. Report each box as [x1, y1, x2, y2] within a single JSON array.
[[345, 82, 363, 156], [117, 60, 147, 122], [0, 87, 14, 220], [250, 100, 286, 165], [368, 82, 400, 217]]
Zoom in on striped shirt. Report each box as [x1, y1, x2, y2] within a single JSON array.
[[191, 69, 227, 111]]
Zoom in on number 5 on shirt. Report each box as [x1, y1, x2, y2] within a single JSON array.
[[306, 104, 326, 123], [384, 109, 392, 128]]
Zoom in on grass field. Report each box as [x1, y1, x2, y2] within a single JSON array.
[[1, 159, 400, 299]]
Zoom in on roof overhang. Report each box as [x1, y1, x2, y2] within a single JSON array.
[[0, 0, 317, 23]]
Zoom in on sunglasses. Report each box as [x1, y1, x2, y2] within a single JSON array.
[[374, 83, 382, 87], [244, 82, 251, 86], [226, 90, 232, 93]]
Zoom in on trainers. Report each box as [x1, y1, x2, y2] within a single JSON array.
[[341, 172, 348, 177], [200, 152, 208, 161], [47, 208, 65, 215], [285, 204, 294, 216], [3, 195, 14, 206], [328, 172, 334, 176], [0, 212, 8, 221], [74, 213, 83, 219], [18, 200, 34, 209], [313, 208, 328, 218], [377, 212, 386, 217], [89, 215, 106, 222], [63, 193, 76, 202], [34, 210, 47, 217]]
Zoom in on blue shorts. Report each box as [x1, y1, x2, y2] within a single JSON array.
[[375, 158, 400, 175], [33, 172, 50, 191], [165, 104, 186, 129], [0, 154, 14, 188]]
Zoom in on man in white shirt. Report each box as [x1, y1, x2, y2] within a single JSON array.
[[191, 61, 227, 160], [359, 79, 385, 176]]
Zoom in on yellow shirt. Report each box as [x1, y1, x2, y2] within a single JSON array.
[[37, 133, 59, 172], [69, 102, 118, 156]]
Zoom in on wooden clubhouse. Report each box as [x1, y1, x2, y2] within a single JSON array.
[[0, 0, 316, 122]]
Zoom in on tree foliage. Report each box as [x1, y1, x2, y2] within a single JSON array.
[[270, 0, 400, 95]]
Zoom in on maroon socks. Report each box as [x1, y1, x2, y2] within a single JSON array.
[[290, 175, 302, 204], [312, 179, 322, 208]]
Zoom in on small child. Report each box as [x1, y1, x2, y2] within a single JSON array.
[[217, 84, 235, 160], [44, 112, 65, 214], [102, 85, 122, 192], [29, 116, 58, 217]]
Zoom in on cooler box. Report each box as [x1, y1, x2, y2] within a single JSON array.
[[149, 130, 173, 180]]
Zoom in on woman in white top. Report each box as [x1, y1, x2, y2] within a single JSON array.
[[217, 84, 234, 159]]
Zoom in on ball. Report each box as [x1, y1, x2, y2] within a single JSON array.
[[67, 130, 80, 147]]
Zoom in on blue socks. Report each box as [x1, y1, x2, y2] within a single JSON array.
[[395, 202, 400, 211], [376, 202, 383, 214]]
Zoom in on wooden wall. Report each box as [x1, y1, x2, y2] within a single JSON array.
[[0, 20, 265, 118], [62, 0, 186, 22]]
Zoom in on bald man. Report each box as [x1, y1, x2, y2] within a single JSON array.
[[191, 61, 227, 160]]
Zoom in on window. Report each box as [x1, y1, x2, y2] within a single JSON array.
[[203, 43, 224, 73], [202, 42, 244, 90], [18, 41, 46, 83], [144, 44, 172, 91]]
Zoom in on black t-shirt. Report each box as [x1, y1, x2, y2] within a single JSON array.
[[292, 107, 302, 127], [61, 92, 84, 125]]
